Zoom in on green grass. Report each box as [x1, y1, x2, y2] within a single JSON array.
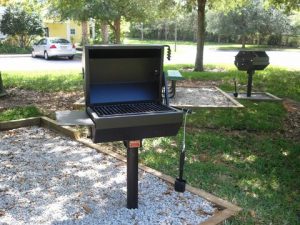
[[140, 130, 300, 225], [190, 101, 286, 132], [0, 106, 41, 121], [2, 70, 83, 92]]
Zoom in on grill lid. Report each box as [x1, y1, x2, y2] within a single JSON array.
[[83, 45, 165, 106], [234, 51, 269, 71]]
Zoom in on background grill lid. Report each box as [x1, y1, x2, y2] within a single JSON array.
[[234, 51, 269, 71]]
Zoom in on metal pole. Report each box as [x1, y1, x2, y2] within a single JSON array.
[[127, 144, 139, 209], [247, 70, 254, 97]]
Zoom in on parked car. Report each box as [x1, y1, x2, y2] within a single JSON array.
[[32, 37, 76, 60]]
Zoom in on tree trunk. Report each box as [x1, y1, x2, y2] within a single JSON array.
[[141, 23, 144, 40], [81, 20, 89, 45], [164, 21, 168, 41], [241, 35, 246, 48], [218, 35, 221, 43], [101, 22, 109, 44], [174, 22, 177, 52], [114, 17, 121, 44], [157, 29, 161, 40], [19, 35, 25, 48], [194, 0, 206, 71]]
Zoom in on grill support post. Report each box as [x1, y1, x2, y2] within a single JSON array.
[[125, 140, 140, 209], [247, 70, 254, 97]]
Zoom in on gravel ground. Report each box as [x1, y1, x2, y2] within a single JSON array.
[[170, 87, 238, 108], [0, 127, 216, 225]]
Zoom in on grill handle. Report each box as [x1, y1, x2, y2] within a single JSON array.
[[164, 45, 171, 61], [162, 72, 170, 106], [82, 67, 85, 79], [175, 108, 192, 193]]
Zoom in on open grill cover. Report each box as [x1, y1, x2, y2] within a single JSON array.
[[83, 45, 183, 143], [234, 51, 269, 71]]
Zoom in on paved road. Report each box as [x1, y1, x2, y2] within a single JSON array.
[[0, 47, 299, 71]]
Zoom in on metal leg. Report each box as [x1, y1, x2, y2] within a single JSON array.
[[247, 70, 254, 97], [127, 145, 139, 209], [168, 80, 176, 98]]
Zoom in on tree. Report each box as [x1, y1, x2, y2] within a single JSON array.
[[207, 1, 292, 47], [185, 0, 252, 71], [0, 4, 44, 47], [0, 0, 9, 6], [89, 0, 159, 44], [48, 0, 91, 45], [266, 0, 300, 12], [49, 0, 158, 44], [186, 0, 299, 71]]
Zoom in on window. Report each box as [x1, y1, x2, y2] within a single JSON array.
[[38, 39, 47, 45], [50, 38, 70, 44], [70, 28, 76, 35]]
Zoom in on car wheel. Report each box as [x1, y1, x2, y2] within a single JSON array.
[[31, 50, 36, 58], [68, 55, 74, 60], [44, 51, 49, 60]]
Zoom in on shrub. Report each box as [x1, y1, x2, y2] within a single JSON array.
[[0, 42, 31, 54]]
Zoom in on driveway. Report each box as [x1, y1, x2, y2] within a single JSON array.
[[0, 47, 299, 71], [0, 55, 82, 71]]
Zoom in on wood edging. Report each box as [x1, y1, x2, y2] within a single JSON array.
[[215, 87, 244, 108], [265, 92, 282, 101], [0, 117, 242, 225], [0, 117, 41, 131], [233, 92, 282, 101], [40, 116, 81, 140]]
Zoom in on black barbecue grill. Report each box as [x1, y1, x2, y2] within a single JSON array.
[[234, 51, 269, 97], [82, 45, 183, 208], [84, 45, 182, 143]]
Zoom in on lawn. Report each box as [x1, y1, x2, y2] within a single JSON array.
[[0, 64, 299, 224], [125, 38, 300, 52], [1, 70, 83, 92]]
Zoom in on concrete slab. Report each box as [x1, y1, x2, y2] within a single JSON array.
[[227, 92, 282, 101]]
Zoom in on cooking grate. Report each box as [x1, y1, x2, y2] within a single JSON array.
[[92, 102, 174, 117]]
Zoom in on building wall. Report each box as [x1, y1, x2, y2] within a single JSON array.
[[44, 21, 86, 44], [45, 22, 67, 39], [69, 21, 83, 43]]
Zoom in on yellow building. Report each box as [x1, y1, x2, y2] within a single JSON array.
[[44, 20, 94, 44]]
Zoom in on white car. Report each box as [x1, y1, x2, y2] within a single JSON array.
[[32, 37, 76, 60]]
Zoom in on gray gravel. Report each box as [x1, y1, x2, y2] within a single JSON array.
[[0, 127, 216, 225], [170, 87, 238, 108]]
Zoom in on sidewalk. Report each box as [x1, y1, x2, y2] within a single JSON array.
[[0, 54, 31, 58]]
